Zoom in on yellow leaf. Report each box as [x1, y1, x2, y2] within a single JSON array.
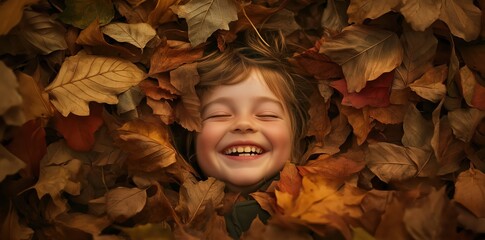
[[45, 53, 146, 116], [101, 22, 156, 49], [171, 0, 238, 46], [320, 25, 403, 93], [0, 0, 39, 35], [455, 168, 485, 218], [106, 187, 147, 222]]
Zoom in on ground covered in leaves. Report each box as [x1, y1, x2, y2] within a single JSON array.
[[1, 0, 485, 239]]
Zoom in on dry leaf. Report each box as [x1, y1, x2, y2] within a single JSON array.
[[101, 22, 156, 49], [292, 47, 344, 81], [148, 41, 204, 75], [59, 0, 115, 29], [394, 26, 437, 89], [16, 70, 54, 121], [402, 104, 433, 149], [307, 92, 330, 142], [0, 205, 34, 240], [433, 117, 464, 175], [321, 0, 348, 35], [147, 99, 175, 125], [374, 197, 409, 240], [320, 25, 403, 93], [120, 222, 173, 240], [298, 152, 365, 182], [277, 163, 302, 198], [55, 213, 111, 236], [438, 0, 481, 41], [454, 168, 485, 218], [0, 0, 39, 35], [409, 65, 447, 102], [106, 187, 147, 222], [117, 86, 145, 114], [45, 53, 146, 116], [368, 104, 407, 125], [459, 44, 485, 78], [0, 145, 26, 182], [147, 0, 179, 26], [116, 119, 177, 172], [448, 108, 485, 143], [347, 0, 400, 24], [398, 0, 441, 31], [242, 217, 313, 240], [171, 0, 238, 46], [459, 66, 485, 110], [315, 112, 351, 155], [175, 177, 225, 224], [0, 61, 22, 115], [170, 63, 201, 131], [339, 105, 374, 145]]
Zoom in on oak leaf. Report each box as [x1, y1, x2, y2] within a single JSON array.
[[106, 187, 147, 222], [454, 168, 485, 218], [53, 103, 104, 152], [438, 0, 481, 41], [366, 142, 432, 183], [116, 119, 177, 172], [101, 22, 156, 49], [171, 0, 238, 47], [170, 63, 202, 131], [394, 26, 437, 89], [45, 53, 146, 117], [331, 71, 393, 109], [347, 0, 400, 24], [59, 0, 115, 29], [175, 177, 225, 224], [149, 41, 204, 75], [0, 145, 26, 182], [409, 65, 447, 102], [0, 0, 39, 35], [320, 25, 403, 93], [398, 0, 441, 32]]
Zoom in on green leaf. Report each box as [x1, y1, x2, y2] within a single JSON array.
[[59, 0, 114, 29], [171, 0, 238, 47]]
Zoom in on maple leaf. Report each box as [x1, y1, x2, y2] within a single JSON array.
[[53, 103, 104, 152], [0, 0, 39, 35], [101, 22, 156, 49], [115, 119, 177, 172], [59, 0, 115, 29], [171, 0, 238, 47], [106, 187, 147, 222], [454, 168, 485, 218], [320, 25, 403, 93], [45, 52, 146, 117], [331, 71, 393, 109], [175, 177, 225, 224]]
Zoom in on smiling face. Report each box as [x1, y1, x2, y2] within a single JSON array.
[[195, 70, 292, 191]]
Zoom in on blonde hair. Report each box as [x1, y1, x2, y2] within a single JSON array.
[[195, 30, 313, 164]]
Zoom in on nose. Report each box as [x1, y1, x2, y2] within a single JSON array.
[[231, 116, 256, 133]]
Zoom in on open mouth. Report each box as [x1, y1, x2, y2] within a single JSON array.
[[223, 145, 264, 157]]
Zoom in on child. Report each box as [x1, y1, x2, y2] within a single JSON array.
[[189, 30, 314, 237]]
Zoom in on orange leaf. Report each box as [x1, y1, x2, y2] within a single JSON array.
[[297, 152, 365, 182], [53, 103, 104, 152], [6, 118, 46, 178], [306, 92, 331, 142], [292, 47, 343, 80], [276, 163, 302, 198], [331, 71, 393, 109], [149, 41, 203, 75]]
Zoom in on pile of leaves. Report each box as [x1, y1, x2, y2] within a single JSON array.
[[1, 0, 484, 239]]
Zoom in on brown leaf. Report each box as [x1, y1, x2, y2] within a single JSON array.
[[0, 205, 34, 240], [448, 108, 485, 143], [0, 145, 25, 182], [402, 104, 433, 149], [433, 117, 465, 175], [459, 65, 485, 110], [116, 119, 177, 172], [250, 192, 278, 215], [320, 25, 403, 93], [347, 0, 400, 24], [242, 217, 313, 240], [101, 22, 156, 49], [321, 0, 349, 35], [134, 183, 177, 223], [298, 151, 365, 182], [175, 177, 225, 224], [16, 70, 55, 121], [439, 0, 481, 41], [6, 119, 46, 178], [409, 64, 448, 102], [398, 0, 441, 32], [147, 0, 178, 26], [310, 112, 351, 155], [291, 47, 344, 81], [368, 104, 407, 125], [54, 103, 104, 152], [403, 187, 458, 240], [148, 41, 203, 75], [374, 197, 410, 240], [0, 61, 22, 115], [139, 78, 178, 101], [170, 63, 201, 131], [106, 187, 147, 222], [339, 105, 374, 145], [120, 222, 174, 240], [276, 163, 302, 198], [454, 168, 485, 218], [146, 99, 175, 125], [306, 92, 330, 142], [55, 213, 111, 236], [0, 0, 39, 35]]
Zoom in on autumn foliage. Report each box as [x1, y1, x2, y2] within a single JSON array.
[[1, 0, 485, 239]]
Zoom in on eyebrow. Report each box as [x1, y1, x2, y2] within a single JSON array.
[[200, 96, 285, 114]]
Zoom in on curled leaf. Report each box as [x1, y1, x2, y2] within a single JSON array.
[[45, 53, 146, 117]]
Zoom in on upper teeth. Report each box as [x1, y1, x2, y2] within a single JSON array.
[[224, 145, 263, 155]]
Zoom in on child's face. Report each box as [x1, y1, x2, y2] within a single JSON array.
[[196, 70, 292, 190]]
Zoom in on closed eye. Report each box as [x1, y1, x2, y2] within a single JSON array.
[[256, 114, 280, 120], [203, 114, 232, 121]]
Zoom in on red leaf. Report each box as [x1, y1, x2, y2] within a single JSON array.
[[6, 119, 46, 178], [54, 103, 104, 151], [292, 47, 344, 80], [331, 71, 393, 109]]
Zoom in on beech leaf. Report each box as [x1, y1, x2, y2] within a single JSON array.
[[366, 142, 432, 183], [454, 168, 485, 218], [0, 0, 39, 35], [45, 53, 146, 117], [171, 0, 238, 46], [59, 0, 115, 29], [409, 65, 448, 102], [106, 187, 147, 222], [438, 0, 481, 41], [0, 145, 26, 182], [347, 0, 400, 24], [398, 0, 441, 31], [394, 26, 437, 89], [320, 25, 403, 93], [101, 22, 156, 49], [176, 177, 225, 224]]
